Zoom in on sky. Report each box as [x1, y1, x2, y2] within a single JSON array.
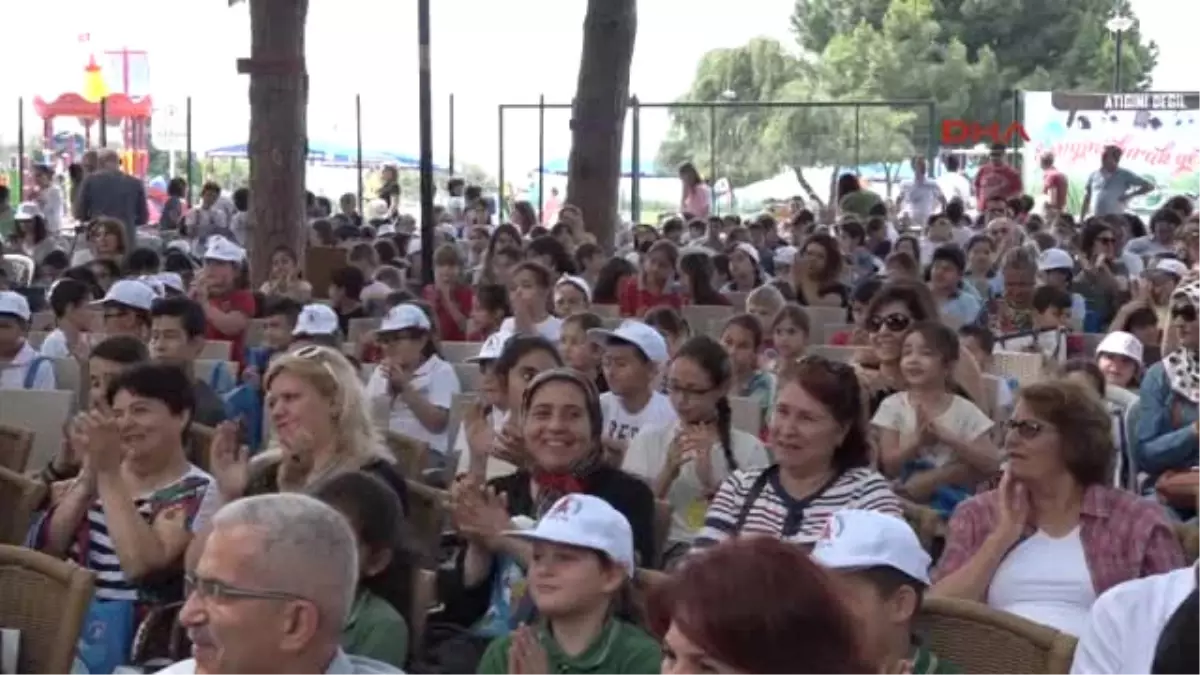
[[3, 0, 1195, 182]]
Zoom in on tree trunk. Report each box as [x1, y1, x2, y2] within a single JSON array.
[[246, 0, 309, 288], [566, 0, 636, 252], [790, 166, 824, 209]]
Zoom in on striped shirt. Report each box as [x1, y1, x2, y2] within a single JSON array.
[[71, 465, 216, 601], [694, 465, 901, 548]]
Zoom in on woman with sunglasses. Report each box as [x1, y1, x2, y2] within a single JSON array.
[[932, 380, 1184, 637], [857, 281, 984, 414], [1135, 280, 1200, 518], [1075, 221, 1132, 331], [71, 216, 129, 267], [693, 356, 899, 550]]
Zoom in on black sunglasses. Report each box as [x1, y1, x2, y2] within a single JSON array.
[[866, 313, 913, 333], [1003, 419, 1045, 439], [1171, 304, 1198, 322]]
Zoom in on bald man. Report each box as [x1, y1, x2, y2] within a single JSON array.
[[74, 147, 148, 246], [158, 494, 402, 674]]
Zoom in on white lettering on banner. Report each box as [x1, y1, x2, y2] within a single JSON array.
[[1103, 93, 1189, 111]]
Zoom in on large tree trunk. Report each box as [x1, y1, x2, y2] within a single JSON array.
[[566, 0, 636, 252], [245, 0, 309, 287]]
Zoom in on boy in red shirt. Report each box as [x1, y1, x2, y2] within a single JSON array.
[[191, 235, 256, 367], [422, 243, 474, 341], [973, 143, 1023, 212], [618, 239, 683, 317]]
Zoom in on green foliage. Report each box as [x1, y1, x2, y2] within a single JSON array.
[[657, 0, 1158, 197]]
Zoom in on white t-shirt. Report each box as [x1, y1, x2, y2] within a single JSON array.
[[599, 391, 677, 443], [38, 328, 72, 359], [987, 526, 1097, 636], [871, 392, 994, 467], [498, 315, 563, 343], [38, 184, 64, 234], [623, 419, 770, 543], [452, 408, 517, 479], [364, 355, 461, 454], [0, 341, 56, 390], [937, 171, 972, 206], [898, 179, 945, 227], [1070, 565, 1197, 674]]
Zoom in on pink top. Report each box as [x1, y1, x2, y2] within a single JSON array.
[[682, 183, 712, 218]]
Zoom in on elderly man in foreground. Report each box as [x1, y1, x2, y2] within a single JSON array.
[[157, 493, 403, 674]]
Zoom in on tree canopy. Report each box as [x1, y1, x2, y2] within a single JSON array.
[[656, 0, 1157, 197]]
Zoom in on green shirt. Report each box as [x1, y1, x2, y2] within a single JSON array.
[[0, 207, 14, 238], [340, 588, 409, 669], [840, 190, 884, 219], [911, 643, 960, 674], [477, 618, 662, 674]]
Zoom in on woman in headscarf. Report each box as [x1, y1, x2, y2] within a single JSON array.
[[1135, 279, 1199, 516], [434, 368, 656, 671]]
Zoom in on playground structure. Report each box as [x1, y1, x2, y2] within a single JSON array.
[[32, 52, 153, 177]]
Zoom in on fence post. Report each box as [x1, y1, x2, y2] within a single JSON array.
[[1011, 89, 1022, 171], [16, 98, 24, 200], [448, 93, 455, 176], [99, 97, 108, 147], [854, 105, 862, 171], [497, 105, 506, 221], [708, 104, 716, 194], [630, 95, 641, 224], [926, 101, 937, 171], [537, 94, 545, 223], [355, 94, 364, 218], [185, 97, 193, 203]]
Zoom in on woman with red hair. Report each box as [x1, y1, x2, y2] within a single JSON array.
[[649, 537, 873, 673]]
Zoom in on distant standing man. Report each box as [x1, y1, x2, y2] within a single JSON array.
[[896, 156, 946, 228], [972, 143, 1023, 213], [1040, 152, 1069, 217], [74, 148, 148, 246], [1080, 145, 1154, 218]]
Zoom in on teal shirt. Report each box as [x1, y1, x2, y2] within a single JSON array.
[[340, 588, 409, 669], [477, 618, 662, 674]]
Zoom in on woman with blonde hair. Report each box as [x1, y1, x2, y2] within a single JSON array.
[[208, 345, 408, 508], [72, 216, 129, 266]]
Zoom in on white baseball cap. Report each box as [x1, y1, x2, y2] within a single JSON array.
[[0, 291, 32, 321], [14, 202, 42, 221], [773, 245, 798, 268], [555, 275, 592, 302], [466, 330, 512, 363], [505, 494, 635, 575], [811, 509, 931, 585], [587, 319, 669, 364], [1038, 248, 1075, 272], [94, 279, 158, 311], [165, 239, 193, 256], [293, 304, 340, 336], [153, 272, 187, 294], [1154, 258, 1190, 279], [203, 235, 246, 263], [734, 241, 761, 264], [1096, 330, 1144, 367], [137, 275, 167, 298], [378, 303, 432, 333]]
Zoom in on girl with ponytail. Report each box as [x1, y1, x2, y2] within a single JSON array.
[[622, 334, 771, 567]]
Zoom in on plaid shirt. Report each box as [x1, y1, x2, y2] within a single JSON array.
[[934, 484, 1185, 596]]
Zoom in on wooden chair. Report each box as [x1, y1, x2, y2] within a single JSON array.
[[408, 569, 439, 663], [0, 423, 35, 473], [0, 389, 74, 473], [680, 305, 734, 332], [453, 363, 482, 392], [1174, 522, 1199, 566], [803, 306, 851, 334], [385, 431, 429, 479], [0, 544, 96, 674], [187, 423, 218, 472], [0, 466, 46, 546], [441, 341, 483, 364], [404, 480, 448, 560], [901, 500, 944, 557], [52, 357, 88, 413], [724, 292, 749, 311], [915, 596, 1078, 674], [652, 500, 673, 568]]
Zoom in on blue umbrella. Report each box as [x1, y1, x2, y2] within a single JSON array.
[[205, 140, 436, 170]]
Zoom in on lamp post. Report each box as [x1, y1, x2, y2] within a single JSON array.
[[1106, 14, 1134, 93]]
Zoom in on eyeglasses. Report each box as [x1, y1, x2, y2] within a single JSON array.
[[1002, 418, 1045, 439], [1171, 304, 1198, 322], [184, 573, 308, 603], [866, 313, 913, 333]]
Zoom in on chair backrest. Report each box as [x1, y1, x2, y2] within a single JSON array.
[[1121, 401, 1143, 491], [0, 389, 74, 472], [807, 344, 860, 363], [453, 363, 482, 392], [441, 341, 483, 364], [0, 423, 35, 473], [821, 323, 855, 344], [803, 306, 850, 334], [199, 340, 233, 360], [0, 544, 96, 674], [347, 317, 382, 346], [991, 351, 1048, 387], [591, 304, 620, 319], [384, 431, 428, 479], [724, 292, 749, 311], [979, 374, 1001, 423], [446, 392, 478, 454], [1174, 523, 1199, 566], [728, 396, 761, 436], [915, 596, 1078, 674], [193, 360, 237, 389], [187, 423, 218, 473], [680, 305, 734, 331], [52, 358, 87, 412], [0, 466, 46, 545]]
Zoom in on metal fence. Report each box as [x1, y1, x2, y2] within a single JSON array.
[[498, 97, 937, 222], [2, 93, 461, 213]]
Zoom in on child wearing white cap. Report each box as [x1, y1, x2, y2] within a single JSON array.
[[290, 303, 343, 349], [0, 290, 56, 390], [1094, 330, 1144, 392], [475, 494, 662, 675], [95, 278, 157, 341], [364, 304, 462, 465], [812, 510, 958, 674], [587, 319, 678, 463], [553, 275, 591, 318], [195, 235, 255, 366]]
